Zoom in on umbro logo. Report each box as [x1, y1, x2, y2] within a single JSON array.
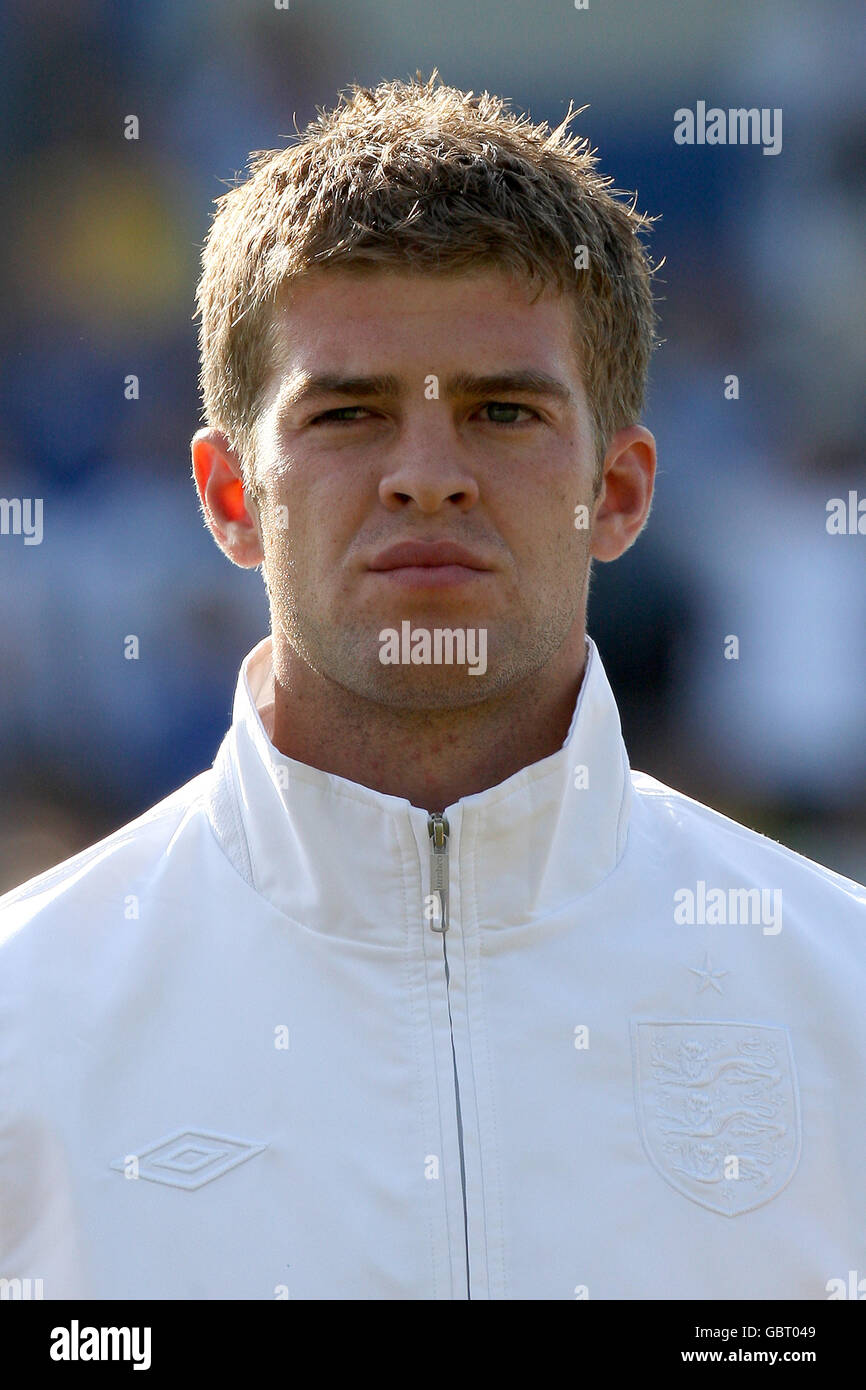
[[110, 1129, 268, 1190]]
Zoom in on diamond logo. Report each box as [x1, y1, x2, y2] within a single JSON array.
[[111, 1129, 268, 1190]]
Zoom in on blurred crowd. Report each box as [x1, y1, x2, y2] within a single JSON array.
[[1, 0, 864, 891]]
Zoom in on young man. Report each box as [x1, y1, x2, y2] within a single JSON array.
[[1, 72, 863, 1301]]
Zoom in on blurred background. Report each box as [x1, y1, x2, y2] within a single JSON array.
[[1, 0, 864, 891]]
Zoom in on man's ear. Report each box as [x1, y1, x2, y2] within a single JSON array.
[[590, 425, 656, 563], [191, 428, 264, 568]]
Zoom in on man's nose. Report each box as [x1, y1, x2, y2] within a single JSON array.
[[377, 414, 480, 513]]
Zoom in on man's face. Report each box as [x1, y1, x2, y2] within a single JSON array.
[[249, 264, 605, 708]]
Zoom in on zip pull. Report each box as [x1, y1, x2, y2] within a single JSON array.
[[427, 812, 450, 933]]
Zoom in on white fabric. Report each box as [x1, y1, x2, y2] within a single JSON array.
[[1, 636, 864, 1300]]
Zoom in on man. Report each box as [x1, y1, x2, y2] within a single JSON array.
[[1, 72, 864, 1302]]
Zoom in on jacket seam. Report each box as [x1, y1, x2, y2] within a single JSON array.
[[401, 825, 443, 1301], [465, 813, 508, 1299]]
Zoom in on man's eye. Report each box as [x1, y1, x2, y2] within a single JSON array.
[[478, 402, 538, 425], [310, 402, 538, 425], [312, 406, 373, 424]]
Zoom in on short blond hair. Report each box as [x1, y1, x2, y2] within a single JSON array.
[[195, 69, 660, 489]]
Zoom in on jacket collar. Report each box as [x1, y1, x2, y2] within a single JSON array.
[[204, 635, 632, 943]]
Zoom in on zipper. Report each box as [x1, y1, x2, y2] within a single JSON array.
[[427, 812, 471, 1299], [427, 811, 449, 933]]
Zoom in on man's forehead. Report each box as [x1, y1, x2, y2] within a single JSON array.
[[273, 260, 561, 307], [264, 265, 585, 403], [270, 263, 578, 345]]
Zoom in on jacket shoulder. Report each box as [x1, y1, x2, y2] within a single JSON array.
[[0, 770, 213, 938], [630, 768, 866, 903]]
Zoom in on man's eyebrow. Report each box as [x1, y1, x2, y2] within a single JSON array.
[[275, 369, 573, 415], [446, 371, 573, 402]]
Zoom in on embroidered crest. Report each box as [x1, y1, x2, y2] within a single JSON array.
[[631, 1021, 801, 1216]]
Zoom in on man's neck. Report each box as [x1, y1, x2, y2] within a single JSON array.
[[268, 637, 588, 813]]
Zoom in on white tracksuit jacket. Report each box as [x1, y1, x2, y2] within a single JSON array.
[[1, 636, 864, 1301]]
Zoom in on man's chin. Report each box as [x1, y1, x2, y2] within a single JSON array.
[[353, 668, 501, 712]]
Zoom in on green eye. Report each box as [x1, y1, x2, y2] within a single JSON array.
[[316, 407, 370, 423], [482, 402, 535, 424]]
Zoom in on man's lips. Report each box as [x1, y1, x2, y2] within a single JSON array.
[[367, 540, 493, 589], [368, 540, 491, 571]]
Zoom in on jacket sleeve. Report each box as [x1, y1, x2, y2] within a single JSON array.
[[0, 904, 87, 1299]]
